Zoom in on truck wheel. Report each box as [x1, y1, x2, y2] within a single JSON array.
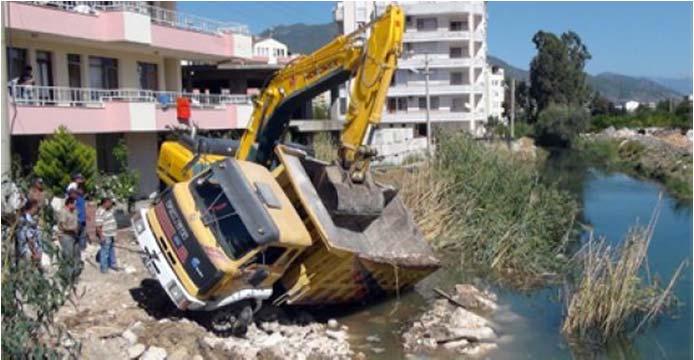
[[208, 303, 253, 337]]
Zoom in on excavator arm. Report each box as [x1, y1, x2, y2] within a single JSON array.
[[236, 4, 404, 180]]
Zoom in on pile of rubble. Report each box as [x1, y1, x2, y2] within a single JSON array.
[[402, 285, 499, 357], [590, 126, 693, 155]]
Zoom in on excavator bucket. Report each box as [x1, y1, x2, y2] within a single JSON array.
[[272, 146, 440, 305]]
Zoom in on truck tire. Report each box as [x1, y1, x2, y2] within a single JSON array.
[[208, 302, 253, 337]]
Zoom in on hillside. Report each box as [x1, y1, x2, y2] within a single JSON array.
[[487, 56, 681, 103], [259, 23, 339, 54], [259, 24, 683, 103]]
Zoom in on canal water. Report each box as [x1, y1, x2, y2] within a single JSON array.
[[337, 154, 693, 359]]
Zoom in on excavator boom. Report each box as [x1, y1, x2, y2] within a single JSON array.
[[236, 5, 404, 175]]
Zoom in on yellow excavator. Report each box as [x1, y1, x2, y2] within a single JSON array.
[[133, 4, 440, 336]]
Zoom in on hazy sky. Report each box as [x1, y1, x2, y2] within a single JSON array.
[[178, 1, 693, 78]]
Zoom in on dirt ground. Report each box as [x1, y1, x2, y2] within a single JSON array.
[[55, 229, 353, 360]]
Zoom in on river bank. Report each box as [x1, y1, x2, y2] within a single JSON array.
[[577, 126, 693, 200]]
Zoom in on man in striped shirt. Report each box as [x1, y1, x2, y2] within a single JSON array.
[[95, 196, 119, 273]]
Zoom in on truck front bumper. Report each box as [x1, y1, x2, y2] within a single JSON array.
[[134, 208, 206, 310]]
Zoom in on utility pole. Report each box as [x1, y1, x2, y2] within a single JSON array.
[[510, 78, 515, 140], [424, 53, 431, 156]]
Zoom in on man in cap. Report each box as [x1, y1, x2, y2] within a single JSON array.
[[67, 174, 88, 250]]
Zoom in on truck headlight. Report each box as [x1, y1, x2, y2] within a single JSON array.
[[167, 280, 188, 309], [133, 216, 146, 234]]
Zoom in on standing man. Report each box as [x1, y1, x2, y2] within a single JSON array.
[[95, 196, 119, 273], [27, 178, 46, 208], [57, 197, 81, 277], [67, 174, 88, 250], [16, 199, 43, 266]]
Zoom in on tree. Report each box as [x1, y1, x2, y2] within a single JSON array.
[[529, 31, 592, 116], [93, 139, 140, 209], [33, 126, 97, 195], [590, 92, 616, 116], [534, 103, 590, 148]]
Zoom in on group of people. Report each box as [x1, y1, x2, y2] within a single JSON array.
[[15, 173, 120, 275]]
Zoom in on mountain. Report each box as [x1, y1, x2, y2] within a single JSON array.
[[588, 73, 682, 103], [488, 56, 681, 103], [648, 77, 693, 96], [259, 23, 339, 54]]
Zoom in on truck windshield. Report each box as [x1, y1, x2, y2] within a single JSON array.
[[191, 173, 256, 259]]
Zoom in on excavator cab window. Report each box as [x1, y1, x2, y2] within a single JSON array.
[[192, 172, 255, 259]]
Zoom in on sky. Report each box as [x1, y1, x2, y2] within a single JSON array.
[[178, 1, 693, 78]]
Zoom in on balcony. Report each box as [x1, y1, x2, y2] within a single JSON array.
[[403, 30, 482, 43], [6, 2, 252, 59], [379, 1, 485, 16], [398, 56, 486, 69], [388, 84, 484, 97], [380, 110, 486, 123], [8, 85, 253, 135]]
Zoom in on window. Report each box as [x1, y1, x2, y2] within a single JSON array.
[[397, 98, 408, 112], [449, 47, 463, 59], [192, 173, 256, 259], [6, 47, 28, 81], [416, 17, 437, 31], [450, 72, 463, 85], [416, 123, 427, 137], [35, 50, 54, 86], [89, 56, 118, 89], [67, 54, 82, 88], [96, 133, 124, 173], [418, 97, 438, 110], [137, 62, 158, 90], [387, 98, 397, 113], [450, 21, 466, 31], [452, 98, 465, 112]]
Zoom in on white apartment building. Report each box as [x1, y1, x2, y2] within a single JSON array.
[[334, 1, 505, 164], [253, 38, 289, 65]]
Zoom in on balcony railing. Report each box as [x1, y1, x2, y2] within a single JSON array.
[[26, 1, 250, 35], [9, 85, 250, 108]]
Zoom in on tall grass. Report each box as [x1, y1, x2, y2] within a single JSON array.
[[433, 133, 578, 287], [562, 204, 686, 343], [312, 132, 338, 163]]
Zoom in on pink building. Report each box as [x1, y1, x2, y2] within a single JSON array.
[[2, 1, 255, 195]]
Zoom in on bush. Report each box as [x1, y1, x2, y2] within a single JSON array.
[[432, 133, 579, 287], [590, 110, 691, 132], [92, 139, 139, 208], [534, 104, 590, 148], [33, 126, 97, 195], [562, 213, 685, 344], [2, 180, 79, 357]]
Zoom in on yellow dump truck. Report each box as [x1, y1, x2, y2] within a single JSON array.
[[134, 5, 440, 335]]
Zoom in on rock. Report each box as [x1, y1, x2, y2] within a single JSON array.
[[192, 356, 204, 360], [366, 335, 381, 343], [167, 347, 189, 360], [141, 346, 167, 360], [257, 344, 288, 360], [459, 342, 498, 356], [449, 326, 496, 341], [124, 266, 137, 274], [121, 329, 138, 345], [354, 352, 367, 360], [442, 339, 468, 350], [127, 343, 146, 359], [325, 329, 347, 341], [327, 318, 339, 330], [453, 284, 498, 311], [371, 347, 385, 354]]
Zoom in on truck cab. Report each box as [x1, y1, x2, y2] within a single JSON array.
[[133, 158, 311, 318]]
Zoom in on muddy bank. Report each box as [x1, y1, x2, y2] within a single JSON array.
[[579, 127, 692, 199]]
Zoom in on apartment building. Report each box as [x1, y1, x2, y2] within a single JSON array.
[[334, 1, 505, 164], [2, 1, 256, 195]]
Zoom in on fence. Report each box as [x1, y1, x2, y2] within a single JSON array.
[[9, 85, 250, 108], [28, 1, 250, 35]]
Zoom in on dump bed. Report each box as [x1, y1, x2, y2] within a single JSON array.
[[273, 146, 440, 305]]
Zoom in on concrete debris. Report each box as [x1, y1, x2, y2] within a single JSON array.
[[121, 329, 138, 345], [127, 343, 146, 359], [403, 284, 499, 357], [366, 335, 381, 343], [327, 318, 339, 330], [140, 346, 167, 360]]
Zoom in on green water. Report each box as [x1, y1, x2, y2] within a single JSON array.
[[338, 152, 693, 359]]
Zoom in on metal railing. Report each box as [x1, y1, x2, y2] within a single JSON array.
[[27, 1, 250, 35], [8, 85, 250, 108]]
